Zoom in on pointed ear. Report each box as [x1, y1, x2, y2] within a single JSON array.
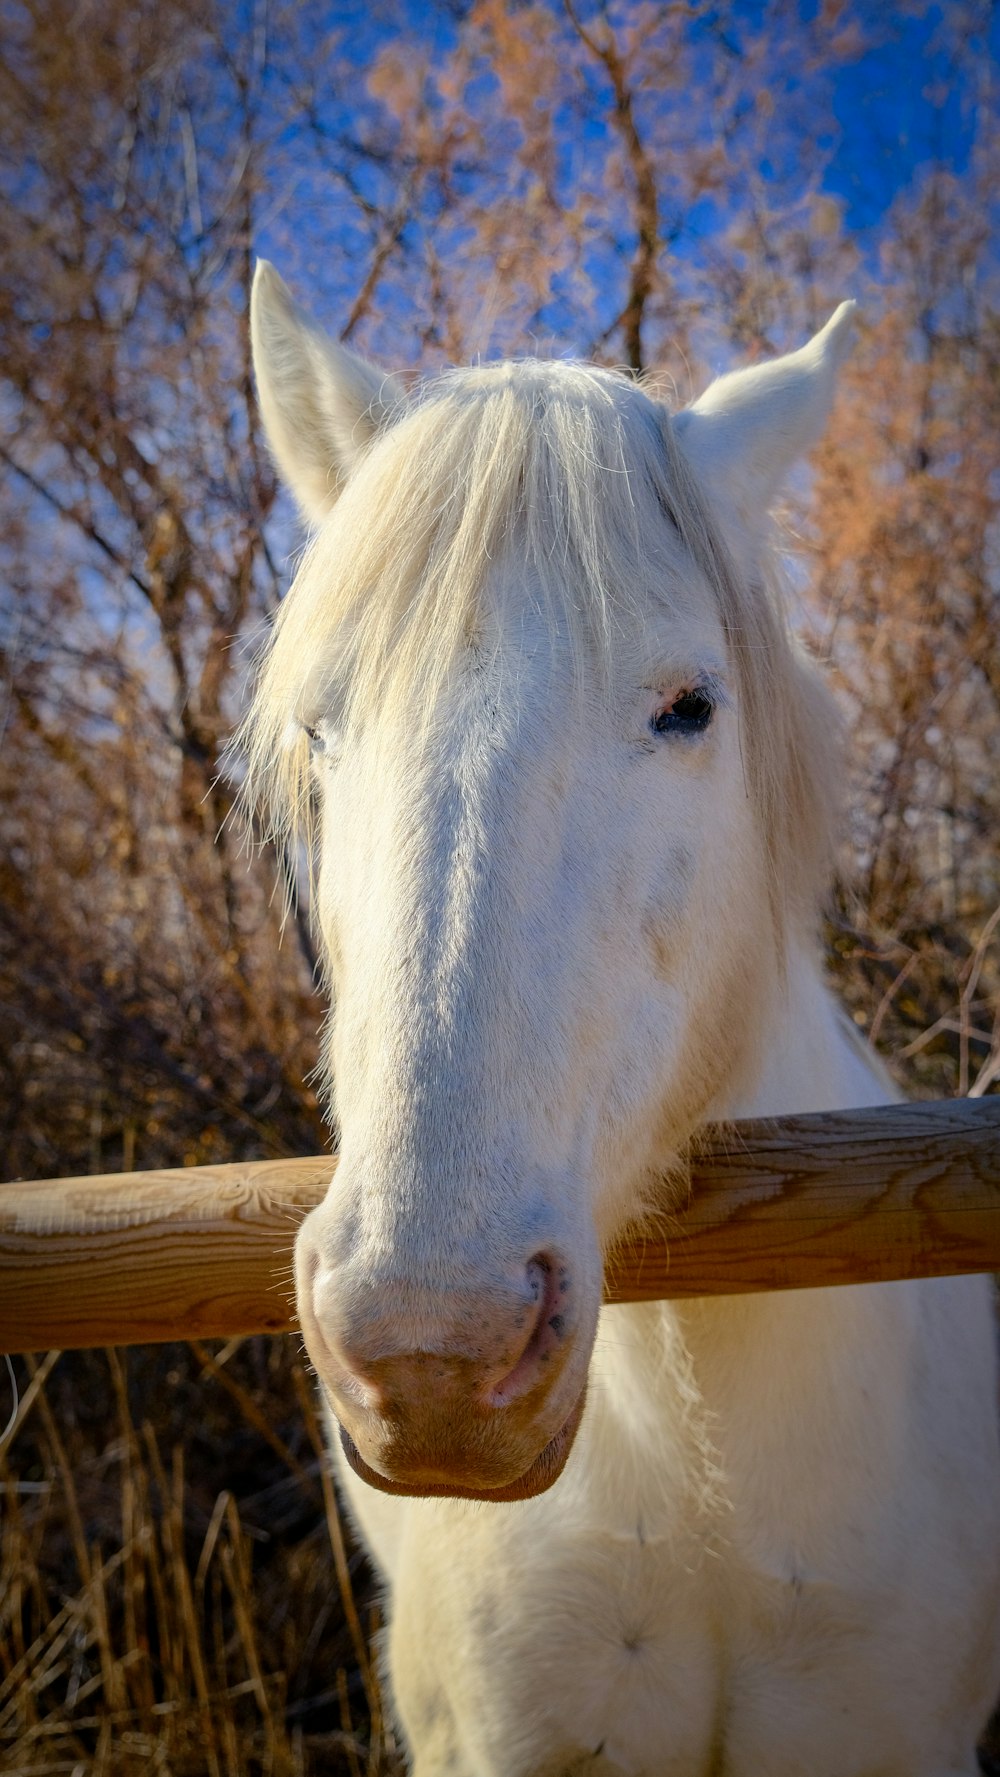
[[250, 260, 403, 526], [672, 303, 857, 526]]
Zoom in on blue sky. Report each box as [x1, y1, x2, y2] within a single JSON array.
[[824, 3, 995, 229]]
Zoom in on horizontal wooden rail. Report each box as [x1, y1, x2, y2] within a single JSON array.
[[2, 1100, 999, 1353]]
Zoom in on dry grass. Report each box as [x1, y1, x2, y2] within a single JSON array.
[[0, 1342, 403, 1776]]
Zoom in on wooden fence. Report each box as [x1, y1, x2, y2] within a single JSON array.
[[2, 1099, 1000, 1355]]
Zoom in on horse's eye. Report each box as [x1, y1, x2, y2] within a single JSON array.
[[304, 723, 330, 756], [651, 688, 715, 736]]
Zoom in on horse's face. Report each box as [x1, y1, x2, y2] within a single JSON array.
[[249, 264, 854, 1499], [298, 578, 761, 1498]]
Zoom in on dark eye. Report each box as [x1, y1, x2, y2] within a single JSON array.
[[303, 721, 336, 758], [651, 688, 715, 736]]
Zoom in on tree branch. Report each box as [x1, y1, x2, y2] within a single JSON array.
[[563, 0, 660, 371]]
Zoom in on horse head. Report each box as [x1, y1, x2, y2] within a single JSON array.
[[245, 264, 854, 1500]]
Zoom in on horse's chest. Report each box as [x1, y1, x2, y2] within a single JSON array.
[[389, 1514, 874, 1777], [392, 1525, 726, 1775]]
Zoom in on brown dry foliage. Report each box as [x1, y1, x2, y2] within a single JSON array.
[[1, 1343, 402, 1775], [2, 0, 999, 1770]]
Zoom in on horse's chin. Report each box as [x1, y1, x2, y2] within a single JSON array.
[[335, 1386, 587, 1503]]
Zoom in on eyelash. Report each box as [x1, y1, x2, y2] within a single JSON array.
[[650, 686, 716, 737], [303, 722, 342, 761]]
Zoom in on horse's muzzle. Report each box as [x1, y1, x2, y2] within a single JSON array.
[[296, 1221, 596, 1496]]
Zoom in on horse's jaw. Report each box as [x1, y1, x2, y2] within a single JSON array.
[[334, 1385, 588, 1502]]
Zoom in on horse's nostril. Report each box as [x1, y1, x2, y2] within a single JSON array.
[[488, 1251, 573, 1409]]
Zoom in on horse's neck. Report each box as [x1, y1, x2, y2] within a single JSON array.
[[680, 943, 907, 1463], [719, 939, 898, 1123], [586, 947, 904, 1531]]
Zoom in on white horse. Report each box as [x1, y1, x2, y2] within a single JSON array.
[[245, 262, 1000, 1776]]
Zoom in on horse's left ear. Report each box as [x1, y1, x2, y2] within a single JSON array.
[[250, 260, 404, 526], [672, 303, 857, 525]]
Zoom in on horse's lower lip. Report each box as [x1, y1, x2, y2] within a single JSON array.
[[335, 1387, 588, 1503]]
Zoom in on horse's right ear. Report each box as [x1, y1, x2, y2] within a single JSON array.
[[250, 261, 403, 526], [672, 303, 857, 534]]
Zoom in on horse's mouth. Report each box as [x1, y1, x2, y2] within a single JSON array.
[[335, 1386, 587, 1503]]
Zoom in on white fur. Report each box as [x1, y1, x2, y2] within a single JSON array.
[[251, 259, 402, 524], [246, 265, 1000, 1776], [674, 302, 857, 535]]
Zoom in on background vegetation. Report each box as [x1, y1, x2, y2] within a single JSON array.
[[2, 0, 998, 1769]]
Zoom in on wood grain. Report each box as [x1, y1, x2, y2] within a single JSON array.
[[604, 1098, 1000, 1301], [2, 1100, 1000, 1353]]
